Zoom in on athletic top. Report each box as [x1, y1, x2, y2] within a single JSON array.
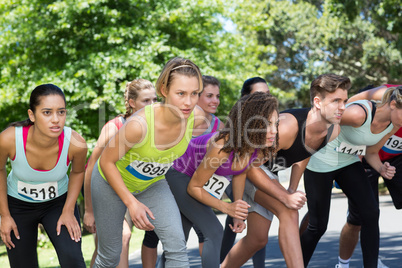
[[172, 132, 259, 179], [307, 100, 394, 172], [98, 104, 195, 192], [379, 127, 402, 161], [192, 114, 220, 138], [108, 116, 126, 129], [265, 108, 334, 173], [378, 84, 402, 161], [8, 126, 71, 202]]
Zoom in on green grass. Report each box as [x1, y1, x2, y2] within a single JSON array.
[[0, 228, 145, 267]]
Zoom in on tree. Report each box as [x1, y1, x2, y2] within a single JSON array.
[[0, 0, 279, 144], [229, 0, 401, 107]]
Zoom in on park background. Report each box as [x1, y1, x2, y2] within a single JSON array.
[[0, 0, 401, 266]]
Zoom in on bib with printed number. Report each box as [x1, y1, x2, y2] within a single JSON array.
[[17, 181, 58, 201], [203, 174, 230, 199], [383, 135, 402, 154], [125, 160, 173, 181], [335, 142, 366, 156]]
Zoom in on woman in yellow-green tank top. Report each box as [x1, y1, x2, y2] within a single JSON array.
[[102, 104, 194, 192], [91, 57, 206, 268]]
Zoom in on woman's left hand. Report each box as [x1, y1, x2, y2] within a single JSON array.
[[230, 218, 247, 233], [225, 200, 250, 220], [57, 211, 82, 242], [380, 162, 396, 180]]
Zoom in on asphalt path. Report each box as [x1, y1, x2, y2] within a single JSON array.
[[129, 168, 402, 267], [129, 192, 402, 268]]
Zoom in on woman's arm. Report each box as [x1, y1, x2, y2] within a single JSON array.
[[187, 138, 249, 220], [83, 123, 119, 233], [347, 85, 387, 103], [288, 158, 309, 194], [99, 115, 155, 231], [340, 101, 370, 127], [246, 166, 306, 210], [0, 127, 19, 249], [364, 127, 399, 179], [57, 130, 87, 242]]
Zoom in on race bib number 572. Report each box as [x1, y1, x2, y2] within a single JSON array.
[[203, 174, 230, 199], [18, 181, 58, 201]]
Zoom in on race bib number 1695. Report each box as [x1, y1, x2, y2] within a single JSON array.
[[126, 160, 173, 181]]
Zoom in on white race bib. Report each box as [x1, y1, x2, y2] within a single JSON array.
[[203, 174, 230, 199], [383, 135, 402, 152], [335, 142, 366, 156], [126, 160, 173, 180], [18, 181, 58, 201]]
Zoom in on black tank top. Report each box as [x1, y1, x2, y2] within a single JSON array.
[[265, 108, 334, 173]]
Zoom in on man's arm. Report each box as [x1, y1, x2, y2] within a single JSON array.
[[288, 158, 310, 193]]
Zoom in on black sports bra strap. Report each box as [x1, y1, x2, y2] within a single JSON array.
[[370, 101, 376, 123], [352, 103, 368, 126]]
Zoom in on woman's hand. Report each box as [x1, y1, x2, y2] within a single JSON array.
[[225, 199, 250, 220], [0, 215, 19, 250], [379, 162, 396, 180], [230, 218, 247, 233], [83, 211, 96, 234], [284, 190, 307, 210], [57, 211, 82, 242], [128, 200, 155, 231]]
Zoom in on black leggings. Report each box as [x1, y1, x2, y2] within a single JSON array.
[[300, 162, 379, 268], [6, 194, 85, 268], [348, 154, 402, 225]]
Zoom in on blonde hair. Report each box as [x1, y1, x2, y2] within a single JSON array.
[[378, 86, 402, 109], [124, 79, 155, 119], [155, 57, 203, 100]]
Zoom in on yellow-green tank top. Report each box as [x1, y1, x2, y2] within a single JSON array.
[[98, 104, 194, 192]]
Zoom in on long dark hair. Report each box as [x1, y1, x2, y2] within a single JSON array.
[[8, 84, 66, 127], [215, 92, 279, 160]]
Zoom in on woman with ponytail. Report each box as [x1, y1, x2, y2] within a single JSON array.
[[0, 84, 87, 267], [91, 57, 207, 268], [84, 78, 157, 268]]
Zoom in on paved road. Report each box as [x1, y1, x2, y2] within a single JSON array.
[[129, 193, 402, 267]]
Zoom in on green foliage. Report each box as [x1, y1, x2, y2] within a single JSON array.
[[230, 0, 401, 107], [1, 0, 399, 132], [1, 0, 276, 145]]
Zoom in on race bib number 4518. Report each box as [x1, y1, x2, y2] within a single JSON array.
[[126, 160, 173, 181], [18, 181, 58, 201], [203, 174, 230, 199]]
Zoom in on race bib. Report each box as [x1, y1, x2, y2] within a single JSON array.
[[18, 181, 58, 201], [203, 174, 230, 199], [383, 135, 402, 153], [335, 142, 366, 156], [126, 160, 173, 180]]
